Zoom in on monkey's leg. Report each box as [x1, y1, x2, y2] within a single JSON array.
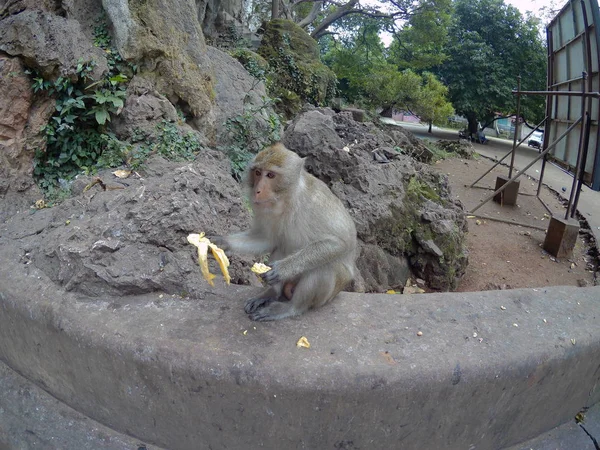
[[249, 270, 337, 322], [244, 285, 284, 314]]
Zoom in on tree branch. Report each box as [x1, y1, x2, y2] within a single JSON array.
[[298, 1, 323, 28], [310, 0, 359, 38]]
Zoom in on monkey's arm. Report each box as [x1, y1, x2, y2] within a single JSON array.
[[225, 230, 275, 256], [263, 237, 350, 284]]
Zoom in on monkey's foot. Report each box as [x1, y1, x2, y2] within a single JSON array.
[[248, 302, 300, 322], [244, 296, 275, 314]]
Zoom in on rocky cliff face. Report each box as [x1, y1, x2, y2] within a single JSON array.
[[0, 1, 468, 294]]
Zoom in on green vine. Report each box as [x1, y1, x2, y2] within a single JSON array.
[[220, 96, 282, 180], [31, 14, 132, 199]]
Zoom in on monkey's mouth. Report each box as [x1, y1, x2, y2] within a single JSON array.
[[253, 199, 276, 206]]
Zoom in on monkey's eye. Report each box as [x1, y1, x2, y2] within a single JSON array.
[[254, 169, 261, 177], [266, 172, 276, 179]]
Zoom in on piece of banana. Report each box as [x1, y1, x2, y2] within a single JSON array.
[[187, 233, 231, 286], [251, 262, 272, 274]]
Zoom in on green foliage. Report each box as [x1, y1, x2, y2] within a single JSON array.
[[388, 0, 452, 70], [150, 121, 203, 161], [435, 0, 547, 126], [32, 15, 132, 199], [363, 66, 422, 113], [406, 176, 441, 203], [220, 96, 282, 180], [97, 121, 204, 169], [258, 19, 337, 116], [31, 62, 127, 195], [321, 18, 387, 104], [410, 72, 455, 126], [229, 49, 269, 81]]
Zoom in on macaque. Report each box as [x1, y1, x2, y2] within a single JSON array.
[[217, 142, 357, 321]]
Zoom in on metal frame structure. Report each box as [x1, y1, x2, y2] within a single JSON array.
[[467, 0, 600, 222]]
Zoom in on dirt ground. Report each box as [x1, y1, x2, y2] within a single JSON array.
[[433, 155, 598, 292]]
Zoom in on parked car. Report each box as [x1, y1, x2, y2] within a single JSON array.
[[528, 131, 543, 150]]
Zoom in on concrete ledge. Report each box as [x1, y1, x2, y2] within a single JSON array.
[[0, 245, 599, 449], [0, 360, 162, 450]]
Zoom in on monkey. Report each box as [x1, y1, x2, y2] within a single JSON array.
[[215, 142, 357, 321]]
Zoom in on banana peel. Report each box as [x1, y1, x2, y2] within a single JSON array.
[[187, 233, 230, 286]]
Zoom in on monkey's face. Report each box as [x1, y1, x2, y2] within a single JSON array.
[[251, 167, 281, 208]]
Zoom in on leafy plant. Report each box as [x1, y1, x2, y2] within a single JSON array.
[[220, 96, 282, 180], [31, 15, 131, 200], [97, 121, 204, 170]]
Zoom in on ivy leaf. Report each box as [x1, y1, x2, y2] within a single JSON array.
[[95, 109, 109, 125]]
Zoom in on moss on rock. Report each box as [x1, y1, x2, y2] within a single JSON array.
[[257, 19, 337, 117]]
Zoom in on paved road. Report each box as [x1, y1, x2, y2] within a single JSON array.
[[385, 120, 600, 245]]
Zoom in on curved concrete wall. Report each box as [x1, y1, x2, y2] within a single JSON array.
[[0, 249, 599, 450]]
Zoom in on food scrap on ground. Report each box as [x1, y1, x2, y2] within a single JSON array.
[[296, 336, 311, 349]]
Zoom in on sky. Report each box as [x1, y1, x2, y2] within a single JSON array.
[[505, 0, 563, 20]]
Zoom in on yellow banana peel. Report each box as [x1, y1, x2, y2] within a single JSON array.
[[187, 233, 231, 286]]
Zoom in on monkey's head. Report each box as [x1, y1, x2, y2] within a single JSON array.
[[246, 143, 304, 210]]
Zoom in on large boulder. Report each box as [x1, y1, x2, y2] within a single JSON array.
[[0, 54, 51, 222], [283, 108, 469, 291], [103, 0, 216, 139], [9, 153, 258, 298], [257, 19, 337, 117], [0, 10, 108, 80], [208, 46, 279, 150]]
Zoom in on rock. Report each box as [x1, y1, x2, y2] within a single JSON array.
[[420, 239, 444, 258], [0, 55, 48, 222], [110, 76, 183, 141], [104, 0, 216, 138], [355, 244, 411, 293], [342, 108, 368, 122], [376, 121, 435, 163], [257, 19, 336, 117], [577, 279, 589, 287], [0, 0, 63, 16], [207, 46, 279, 150], [283, 109, 469, 291], [200, 0, 245, 41], [14, 155, 255, 297], [0, 10, 108, 80]]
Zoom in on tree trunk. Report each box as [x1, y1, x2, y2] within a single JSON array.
[[272, 0, 279, 20], [466, 113, 478, 141]]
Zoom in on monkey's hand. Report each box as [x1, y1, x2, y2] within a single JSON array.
[[262, 265, 281, 285], [209, 235, 230, 252]]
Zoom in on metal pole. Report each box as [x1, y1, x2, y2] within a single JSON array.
[[565, 72, 587, 220], [509, 76, 522, 178], [469, 117, 582, 214], [572, 112, 591, 217], [469, 116, 547, 188], [511, 90, 600, 98]]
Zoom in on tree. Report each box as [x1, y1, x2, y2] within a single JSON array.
[[246, 0, 451, 40], [434, 0, 547, 133], [363, 66, 422, 116], [388, 0, 452, 70], [410, 72, 455, 132], [321, 17, 387, 103]]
